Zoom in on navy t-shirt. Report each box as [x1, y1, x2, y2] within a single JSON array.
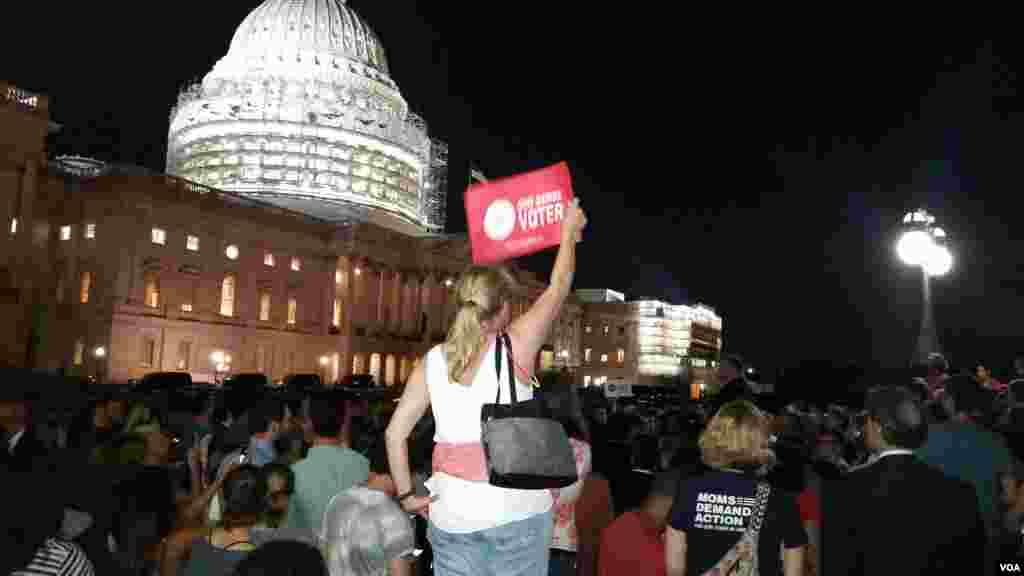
[[668, 469, 807, 576]]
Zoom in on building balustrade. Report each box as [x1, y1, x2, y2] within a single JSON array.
[[2, 84, 42, 112]]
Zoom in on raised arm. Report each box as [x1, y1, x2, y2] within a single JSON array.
[[385, 359, 433, 515], [508, 198, 586, 367]]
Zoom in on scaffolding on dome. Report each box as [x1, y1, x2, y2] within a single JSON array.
[[426, 139, 448, 232]]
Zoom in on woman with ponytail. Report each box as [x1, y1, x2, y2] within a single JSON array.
[[386, 198, 587, 576]]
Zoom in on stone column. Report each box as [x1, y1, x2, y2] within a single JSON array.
[[364, 261, 380, 331], [432, 272, 448, 336], [337, 257, 354, 380], [441, 276, 456, 335], [323, 257, 335, 337], [410, 272, 424, 337], [402, 271, 419, 336], [391, 269, 403, 334], [377, 266, 392, 331], [351, 257, 368, 329]]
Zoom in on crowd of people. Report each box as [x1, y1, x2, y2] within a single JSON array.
[[2, 198, 1022, 575]]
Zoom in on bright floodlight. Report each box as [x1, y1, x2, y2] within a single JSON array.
[[923, 244, 953, 277], [897, 230, 934, 266]]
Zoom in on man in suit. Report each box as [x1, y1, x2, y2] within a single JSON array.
[[823, 386, 984, 575], [0, 379, 49, 472]]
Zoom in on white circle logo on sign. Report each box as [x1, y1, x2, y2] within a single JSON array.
[[483, 199, 516, 242]]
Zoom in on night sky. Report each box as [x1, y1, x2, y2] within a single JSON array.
[[6, 3, 1024, 375]]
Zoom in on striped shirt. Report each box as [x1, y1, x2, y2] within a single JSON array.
[[12, 538, 94, 576]]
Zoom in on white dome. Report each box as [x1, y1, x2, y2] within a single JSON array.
[[229, 0, 390, 74], [166, 0, 448, 235]]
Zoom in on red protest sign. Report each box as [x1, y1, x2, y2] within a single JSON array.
[[464, 162, 575, 265]]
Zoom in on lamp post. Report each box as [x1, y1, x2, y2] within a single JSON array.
[[319, 355, 330, 386], [896, 209, 953, 365], [210, 350, 232, 386], [93, 346, 106, 384]]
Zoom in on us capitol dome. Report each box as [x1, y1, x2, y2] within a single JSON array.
[[166, 0, 448, 236]]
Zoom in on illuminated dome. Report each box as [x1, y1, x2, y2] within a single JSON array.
[[166, 0, 447, 235], [230, 0, 391, 75]]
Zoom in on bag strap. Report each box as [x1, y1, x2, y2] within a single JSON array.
[[494, 334, 503, 404], [748, 481, 771, 538], [699, 482, 772, 576], [493, 332, 519, 406]]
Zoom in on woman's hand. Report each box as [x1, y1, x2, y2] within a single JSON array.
[[561, 198, 587, 243], [400, 495, 433, 519]]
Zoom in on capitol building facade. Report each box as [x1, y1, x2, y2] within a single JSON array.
[[0, 1, 584, 385]]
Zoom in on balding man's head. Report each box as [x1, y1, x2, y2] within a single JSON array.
[[927, 353, 948, 375], [865, 386, 927, 450]]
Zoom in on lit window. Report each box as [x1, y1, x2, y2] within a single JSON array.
[[177, 341, 191, 371], [60, 226, 72, 241], [141, 337, 155, 367], [264, 252, 275, 267], [584, 375, 592, 387], [585, 325, 592, 333], [259, 291, 271, 321], [220, 275, 235, 316], [10, 218, 17, 235], [144, 273, 160, 308], [287, 297, 297, 325], [291, 257, 301, 271], [84, 223, 96, 239], [354, 267, 362, 276], [335, 270, 342, 284], [584, 348, 592, 362], [603, 325, 610, 335], [79, 271, 91, 304], [186, 235, 199, 251], [601, 353, 608, 363], [180, 303, 193, 313], [617, 348, 625, 363], [151, 228, 166, 245], [333, 297, 342, 327], [225, 245, 239, 260], [73, 340, 84, 366]]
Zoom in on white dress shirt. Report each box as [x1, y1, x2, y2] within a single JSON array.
[[850, 448, 914, 472], [8, 427, 25, 455]]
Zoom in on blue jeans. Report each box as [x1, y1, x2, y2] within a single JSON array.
[[428, 510, 553, 576]]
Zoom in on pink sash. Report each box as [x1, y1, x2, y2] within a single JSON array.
[[433, 439, 589, 504], [433, 442, 489, 482]]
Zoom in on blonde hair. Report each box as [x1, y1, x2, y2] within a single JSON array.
[[699, 400, 771, 469], [444, 265, 519, 384]]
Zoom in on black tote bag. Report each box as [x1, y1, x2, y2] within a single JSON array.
[[480, 332, 578, 489]]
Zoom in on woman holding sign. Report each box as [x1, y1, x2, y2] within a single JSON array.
[[385, 199, 586, 576]]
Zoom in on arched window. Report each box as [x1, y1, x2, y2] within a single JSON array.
[[144, 273, 160, 308], [79, 271, 92, 304], [220, 275, 236, 317], [259, 290, 272, 322], [287, 297, 297, 325]]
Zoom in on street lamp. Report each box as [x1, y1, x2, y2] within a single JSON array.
[[897, 208, 953, 364], [93, 346, 106, 383], [319, 355, 330, 385], [210, 350, 231, 385]]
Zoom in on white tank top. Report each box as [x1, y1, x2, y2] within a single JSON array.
[[424, 340, 553, 534]]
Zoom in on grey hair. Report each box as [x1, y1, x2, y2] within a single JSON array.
[[320, 487, 415, 576]]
